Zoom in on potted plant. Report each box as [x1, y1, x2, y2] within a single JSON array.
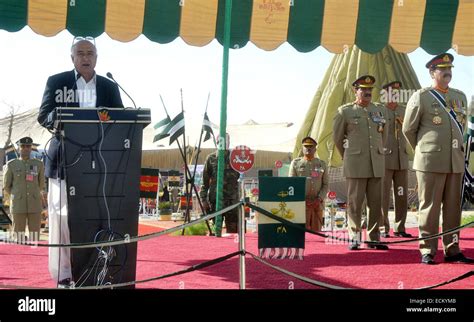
[[158, 201, 172, 221]]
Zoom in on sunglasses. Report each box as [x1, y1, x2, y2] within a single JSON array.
[[72, 36, 96, 47]]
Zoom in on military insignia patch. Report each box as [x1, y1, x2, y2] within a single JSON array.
[[433, 116, 442, 125]]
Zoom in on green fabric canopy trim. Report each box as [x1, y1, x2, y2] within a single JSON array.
[[287, 0, 324, 53], [216, 0, 252, 49], [0, 0, 468, 55], [143, 0, 181, 44], [355, 0, 394, 54], [420, 0, 459, 54], [66, 0, 106, 37], [0, 0, 26, 32]]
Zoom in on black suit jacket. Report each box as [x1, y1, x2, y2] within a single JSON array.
[[38, 70, 124, 179]]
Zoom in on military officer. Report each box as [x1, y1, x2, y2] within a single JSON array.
[[3, 137, 45, 242], [200, 133, 240, 234], [333, 75, 389, 250], [289, 137, 329, 231], [403, 53, 474, 264], [380, 81, 412, 238]]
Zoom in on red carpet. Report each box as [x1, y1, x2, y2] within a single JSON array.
[[0, 227, 473, 289], [137, 223, 165, 235]]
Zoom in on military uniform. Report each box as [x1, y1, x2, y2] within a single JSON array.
[[289, 137, 329, 231], [380, 81, 410, 237], [403, 54, 469, 263], [200, 150, 240, 233], [333, 75, 388, 248], [3, 137, 45, 239]]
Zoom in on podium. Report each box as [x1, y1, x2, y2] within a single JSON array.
[[54, 107, 151, 288]]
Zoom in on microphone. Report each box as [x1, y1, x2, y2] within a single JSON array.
[[106, 72, 138, 109]]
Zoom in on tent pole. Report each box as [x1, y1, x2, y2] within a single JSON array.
[[215, 0, 233, 237]]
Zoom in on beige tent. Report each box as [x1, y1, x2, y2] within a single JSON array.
[[293, 45, 422, 203], [294, 45, 421, 166]]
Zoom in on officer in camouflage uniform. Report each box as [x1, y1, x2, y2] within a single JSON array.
[[403, 53, 474, 265], [333, 75, 389, 250], [289, 137, 329, 231], [3, 137, 45, 241], [200, 134, 240, 233], [380, 81, 412, 238]]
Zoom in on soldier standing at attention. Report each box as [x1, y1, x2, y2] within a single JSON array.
[[289, 137, 329, 231], [380, 81, 412, 238], [403, 53, 474, 265], [200, 133, 240, 234], [3, 137, 45, 242], [333, 75, 389, 250]]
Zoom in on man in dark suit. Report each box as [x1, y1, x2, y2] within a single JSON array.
[[37, 38, 123, 287], [38, 38, 123, 178]]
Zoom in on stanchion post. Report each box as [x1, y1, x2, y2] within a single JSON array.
[[238, 174, 246, 289]]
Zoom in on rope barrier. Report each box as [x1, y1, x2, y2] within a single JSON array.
[[247, 251, 348, 289], [0, 202, 243, 249], [248, 251, 474, 290], [416, 270, 474, 290], [246, 202, 474, 245], [0, 251, 243, 290], [1, 199, 473, 290]]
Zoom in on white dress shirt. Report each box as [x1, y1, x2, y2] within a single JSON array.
[[74, 70, 97, 107]]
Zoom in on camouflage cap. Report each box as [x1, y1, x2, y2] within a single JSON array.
[[16, 137, 34, 146]]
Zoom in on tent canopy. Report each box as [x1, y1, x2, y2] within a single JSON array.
[[0, 0, 472, 55], [294, 45, 421, 166]]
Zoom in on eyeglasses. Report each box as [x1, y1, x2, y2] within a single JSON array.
[[72, 36, 96, 47]]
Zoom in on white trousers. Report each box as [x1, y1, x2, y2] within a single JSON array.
[[48, 179, 72, 282]]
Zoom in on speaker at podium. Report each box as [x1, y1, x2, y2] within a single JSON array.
[[54, 107, 150, 288]]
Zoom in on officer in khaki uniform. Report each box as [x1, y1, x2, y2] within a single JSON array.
[[333, 75, 389, 250], [403, 53, 474, 265], [380, 81, 412, 238], [3, 137, 45, 241], [289, 137, 329, 231]]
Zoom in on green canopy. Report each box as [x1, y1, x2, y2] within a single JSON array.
[[0, 0, 472, 55]]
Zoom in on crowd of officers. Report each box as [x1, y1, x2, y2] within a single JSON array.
[[3, 53, 473, 267], [293, 52, 473, 265]]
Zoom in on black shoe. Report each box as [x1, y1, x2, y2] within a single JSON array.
[[382, 232, 390, 238], [348, 242, 360, 250], [444, 253, 474, 264], [58, 278, 74, 288], [394, 232, 413, 238], [421, 254, 435, 265], [367, 243, 389, 250]]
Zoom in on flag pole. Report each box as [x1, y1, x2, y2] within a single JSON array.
[[158, 95, 213, 235], [192, 93, 211, 181], [215, 0, 233, 237], [180, 89, 192, 234], [189, 93, 214, 234]]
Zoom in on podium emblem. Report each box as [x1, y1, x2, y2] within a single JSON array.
[[98, 110, 111, 122]]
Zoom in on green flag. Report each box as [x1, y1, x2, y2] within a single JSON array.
[[153, 115, 172, 143], [202, 112, 214, 142], [168, 111, 185, 145], [468, 115, 474, 137], [258, 176, 306, 259]]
